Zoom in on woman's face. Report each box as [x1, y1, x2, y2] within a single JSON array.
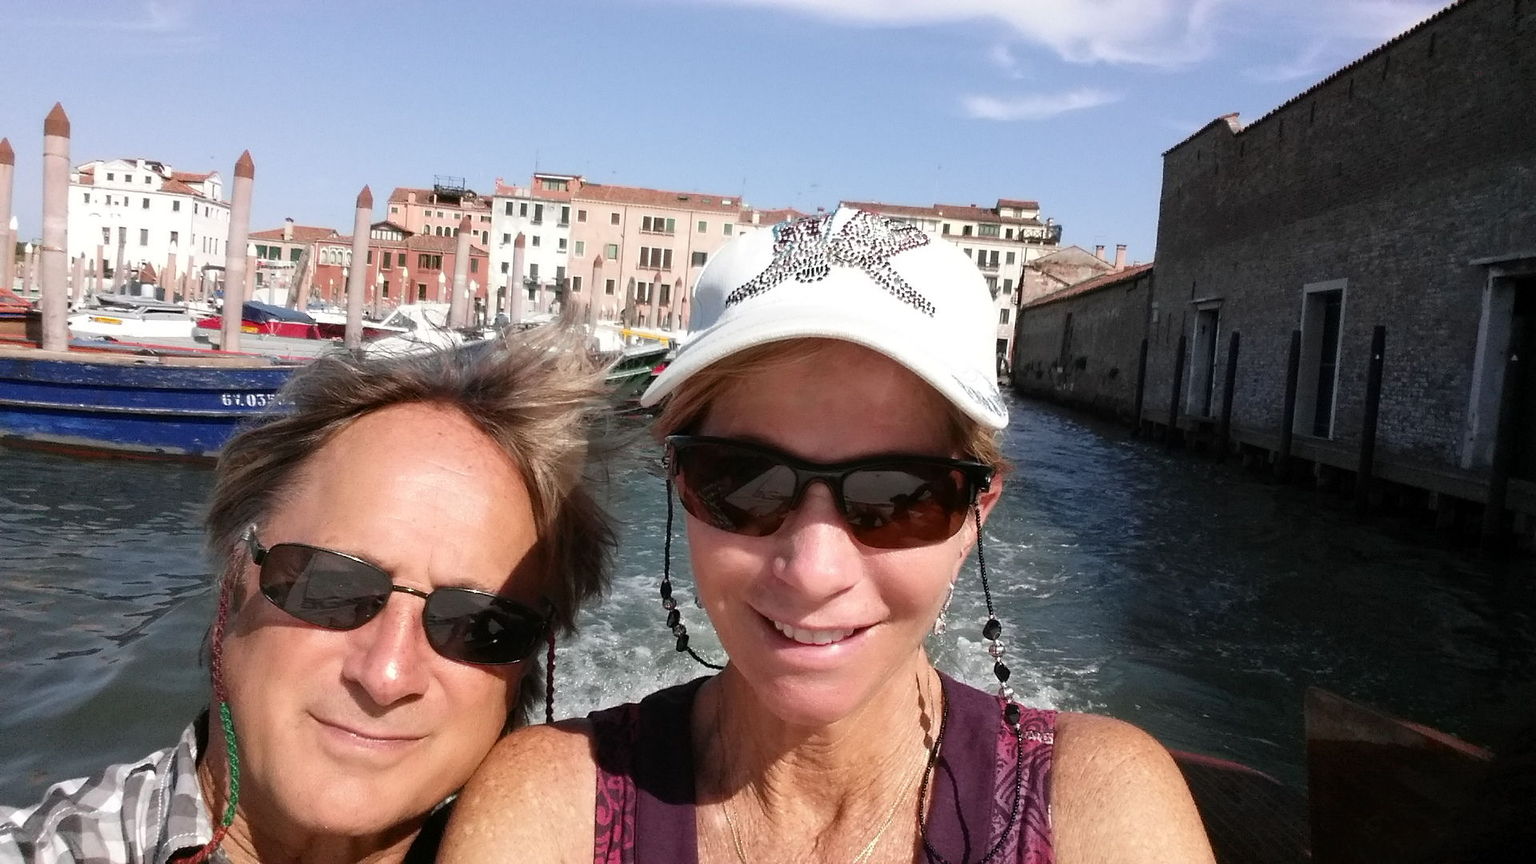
[[685, 340, 998, 727]]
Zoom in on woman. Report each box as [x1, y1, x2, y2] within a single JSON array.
[[444, 207, 1214, 863]]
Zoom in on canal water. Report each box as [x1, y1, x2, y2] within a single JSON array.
[[2, 394, 1532, 803]]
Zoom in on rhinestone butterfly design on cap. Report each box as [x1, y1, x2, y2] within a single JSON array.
[[724, 210, 936, 316]]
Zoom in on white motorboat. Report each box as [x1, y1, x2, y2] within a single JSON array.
[[68, 295, 197, 342]]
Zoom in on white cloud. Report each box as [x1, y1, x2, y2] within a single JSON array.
[[1238, 1, 1444, 83], [962, 88, 1121, 121], [694, 0, 1228, 67]]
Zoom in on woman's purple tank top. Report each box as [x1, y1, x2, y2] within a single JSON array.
[[589, 672, 1055, 863]]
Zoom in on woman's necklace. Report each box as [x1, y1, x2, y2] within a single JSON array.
[[712, 676, 942, 864]]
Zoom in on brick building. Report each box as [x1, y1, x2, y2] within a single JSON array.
[[1012, 264, 1154, 420], [311, 221, 489, 312], [1014, 0, 1536, 531]]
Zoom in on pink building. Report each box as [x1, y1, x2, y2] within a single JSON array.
[[387, 182, 494, 246], [312, 221, 489, 313], [568, 181, 757, 330]]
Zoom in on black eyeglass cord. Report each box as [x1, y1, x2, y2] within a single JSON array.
[[663, 474, 726, 670], [917, 682, 1027, 864]]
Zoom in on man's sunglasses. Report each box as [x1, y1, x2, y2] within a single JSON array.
[[665, 435, 994, 550], [243, 527, 548, 665]]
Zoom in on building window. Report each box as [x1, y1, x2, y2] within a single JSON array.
[[471, 259, 479, 273], [604, 243, 619, 260], [610, 212, 620, 225], [519, 203, 528, 217], [560, 206, 570, 226], [169, 230, 179, 246], [418, 284, 428, 301], [106, 172, 115, 181], [1005, 228, 1014, 240], [558, 238, 567, 252], [723, 223, 733, 236], [1003, 278, 1013, 294], [573, 240, 585, 257], [144, 176, 152, 184], [172, 200, 180, 212], [642, 216, 676, 234], [531, 235, 541, 247], [963, 248, 973, 258], [532, 204, 544, 224], [691, 251, 708, 267], [697, 220, 707, 233], [962, 225, 973, 236], [142, 198, 150, 209], [529, 263, 539, 281], [605, 278, 615, 295], [366, 251, 374, 264], [502, 233, 511, 244], [942, 223, 951, 235], [979, 224, 1000, 238], [999, 308, 1010, 324], [500, 262, 509, 274], [118, 226, 128, 245], [82, 193, 90, 204], [1005, 251, 1016, 265], [577, 209, 587, 222], [139, 228, 149, 246], [639, 247, 674, 270], [290, 247, 301, 262]]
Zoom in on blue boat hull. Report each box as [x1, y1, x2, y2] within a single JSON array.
[[0, 348, 296, 459]]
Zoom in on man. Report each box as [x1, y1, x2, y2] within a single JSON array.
[[1, 332, 614, 863]]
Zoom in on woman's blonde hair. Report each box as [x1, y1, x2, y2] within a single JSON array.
[[652, 339, 1009, 472]]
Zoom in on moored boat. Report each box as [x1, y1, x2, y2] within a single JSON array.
[[0, 343, 298, 459]]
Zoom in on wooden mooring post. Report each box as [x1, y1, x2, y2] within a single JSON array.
[[1356, 325, 1386, 517], [1278, 329, 1302, 481], [1482, 326, 1526, 550], [1167, 334, 1187, 447], [1217, 331, 1240, 462], [1133, 337, 1149, 436]]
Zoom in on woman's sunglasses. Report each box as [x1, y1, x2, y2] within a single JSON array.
[[242, 527, 548, 665], [665, 435, 994, 550]]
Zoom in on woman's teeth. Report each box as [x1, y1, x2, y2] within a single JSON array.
[[771, 619, 856, 645]]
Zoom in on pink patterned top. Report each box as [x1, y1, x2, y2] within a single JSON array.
[[589, 672, 1055, 863]]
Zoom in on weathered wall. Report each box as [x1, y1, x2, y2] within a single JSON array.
[[1146, 0, 1536, 468], [1013, 269, 1153, 421]]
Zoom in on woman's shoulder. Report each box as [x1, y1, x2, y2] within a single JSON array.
[[1051, 711, 1217, 863], [439, 718, 600, 864]]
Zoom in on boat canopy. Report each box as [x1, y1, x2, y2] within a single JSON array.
[[243, 301, 315, 325]]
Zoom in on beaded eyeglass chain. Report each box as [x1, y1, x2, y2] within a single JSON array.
[[661, 473, 725, 670]]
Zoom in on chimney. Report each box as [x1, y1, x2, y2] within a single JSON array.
[[407, 190, 416, 205], [283, 217, 294, 241], [1113, 244, 1127, 271], [1094, 244, 1106, 262]]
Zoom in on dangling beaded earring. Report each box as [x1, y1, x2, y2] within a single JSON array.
[[544, 629, 557, 724], [661, 469, 725, 670], [931, 578, 956, 636]]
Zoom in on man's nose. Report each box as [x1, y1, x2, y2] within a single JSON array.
[[340, 592, 433, 709]]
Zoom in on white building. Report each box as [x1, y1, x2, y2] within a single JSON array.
[[842, 198, 1061, 369], [490, 173, 576, 308], [68, 158, 231, 286]]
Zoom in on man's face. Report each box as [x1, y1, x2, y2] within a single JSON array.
[[221, 402, 542, 841]]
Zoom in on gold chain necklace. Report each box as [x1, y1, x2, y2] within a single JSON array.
[[713, 676, 940, 864]]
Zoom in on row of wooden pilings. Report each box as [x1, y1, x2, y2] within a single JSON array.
[[1129, 324, 1528, 552]]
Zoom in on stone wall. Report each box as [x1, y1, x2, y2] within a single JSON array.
[[1013, 267, 1153, 421], [1142, 0, 1536, 469]]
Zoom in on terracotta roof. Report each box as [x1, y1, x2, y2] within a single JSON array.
[[573, 182, 742, 213], [1023, 262, 1153, 309], [1164, 0, 1467, 155], [171, 171, 213, 183], [250, 225, 341, 243], [996, 198, 1040, 210], [160, 179, 209, 198], [739, 207, 809, 225], [842, 200, 1044, 228], [387, 186, 492, 210]]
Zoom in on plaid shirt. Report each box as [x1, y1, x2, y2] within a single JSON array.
[[0, 720, 219, 864]]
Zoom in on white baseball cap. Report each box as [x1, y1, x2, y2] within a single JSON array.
[[640, 206, 1008, 429]]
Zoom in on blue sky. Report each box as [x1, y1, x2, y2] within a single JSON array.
[[1, 0, 1446, 261]]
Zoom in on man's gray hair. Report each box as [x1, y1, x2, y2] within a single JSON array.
[[205, 328, 615, 725]]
